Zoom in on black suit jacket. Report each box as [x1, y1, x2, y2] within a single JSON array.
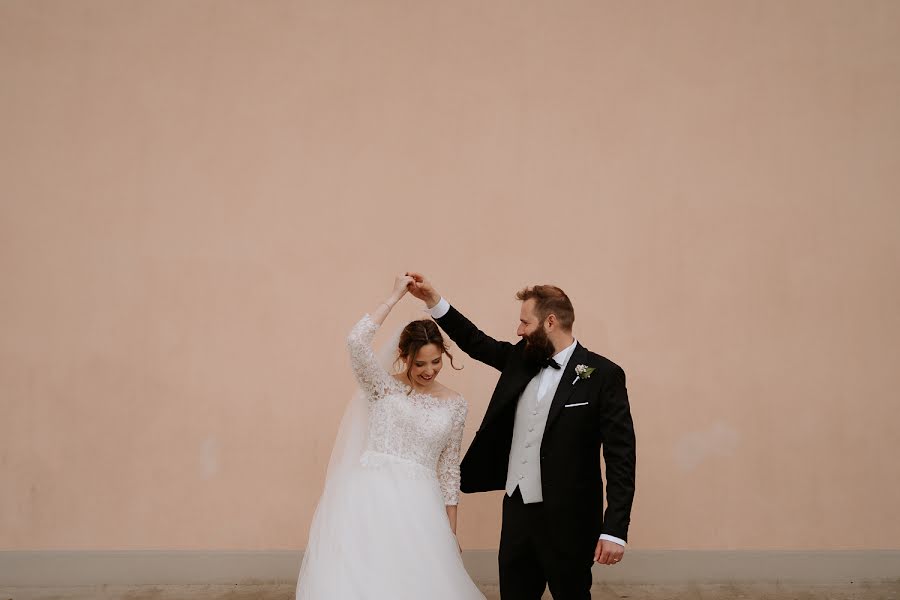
[[435, 305, 636, 544]]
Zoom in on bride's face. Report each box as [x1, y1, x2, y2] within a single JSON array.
[[409, 343, 443, 387]]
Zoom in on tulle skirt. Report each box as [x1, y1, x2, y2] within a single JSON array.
[[296, 451, 485, 600]]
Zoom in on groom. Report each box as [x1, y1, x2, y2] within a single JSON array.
[[408, 274, 636, 600]]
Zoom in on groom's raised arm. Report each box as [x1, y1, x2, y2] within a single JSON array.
[[429, 298, 515, 372], [407, 272, 516, 372]]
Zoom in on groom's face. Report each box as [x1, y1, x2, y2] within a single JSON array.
[[517, 299, 542, 338], [519, 299, 555, 361]]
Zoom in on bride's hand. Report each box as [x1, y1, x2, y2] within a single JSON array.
[[391, 273, 415, 301]]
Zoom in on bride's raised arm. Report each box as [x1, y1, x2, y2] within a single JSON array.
[[346, 274, 414, 400]]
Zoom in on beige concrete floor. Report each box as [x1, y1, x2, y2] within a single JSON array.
[[2, 583, 900, 600]]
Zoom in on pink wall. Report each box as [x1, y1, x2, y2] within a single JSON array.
[[1, 1, 898, 551]]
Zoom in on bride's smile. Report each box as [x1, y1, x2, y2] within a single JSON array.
[[409, 344, 443, 389]]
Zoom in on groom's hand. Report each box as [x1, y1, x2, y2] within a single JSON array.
[[405, 272, 441, 308], [594, 539, 624, 565]]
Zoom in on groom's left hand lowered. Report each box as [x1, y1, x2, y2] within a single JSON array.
[[594, 539, 625, 566]]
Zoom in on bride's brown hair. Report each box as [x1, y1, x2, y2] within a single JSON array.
[[396, 319, 462, 384]]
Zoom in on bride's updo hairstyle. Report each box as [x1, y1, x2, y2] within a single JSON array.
[[397, 319, 462, 382]]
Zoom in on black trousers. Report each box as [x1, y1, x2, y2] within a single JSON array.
[[498, 487, 594, 600]]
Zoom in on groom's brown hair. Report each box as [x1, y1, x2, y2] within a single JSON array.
[[516, 285, 575, 331]]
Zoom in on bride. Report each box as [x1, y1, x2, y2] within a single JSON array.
[[296, 274, 485, 600]]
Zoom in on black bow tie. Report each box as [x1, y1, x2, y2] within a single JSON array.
[[539, 357, 561, 370]]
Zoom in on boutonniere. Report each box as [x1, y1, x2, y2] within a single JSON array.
[[572, 364, 595, 385]]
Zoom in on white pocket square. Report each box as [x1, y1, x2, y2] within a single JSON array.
[[563, 402, 589, 408]]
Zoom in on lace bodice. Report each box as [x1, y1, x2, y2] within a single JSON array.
[[347, 315, 467, 505]]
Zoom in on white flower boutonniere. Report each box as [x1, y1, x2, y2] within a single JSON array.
[[572, 364, 596, 385]]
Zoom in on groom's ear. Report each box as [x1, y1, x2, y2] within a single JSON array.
[[545, 313, 557, 330]]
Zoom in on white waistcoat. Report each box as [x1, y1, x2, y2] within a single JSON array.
[[505, 375, 556, 503]]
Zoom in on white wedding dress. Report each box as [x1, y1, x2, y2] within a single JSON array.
[[296, 315, 485, 600]]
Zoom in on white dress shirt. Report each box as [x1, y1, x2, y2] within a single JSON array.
[[537, 338, 577, 402], [429, 298, 626, 548]]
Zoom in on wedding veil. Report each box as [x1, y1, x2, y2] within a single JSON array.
[[320, 322, 402, 483]]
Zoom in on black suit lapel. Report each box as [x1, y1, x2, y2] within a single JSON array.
[[481, 356, 539, 430], [544, 343, 587, 434]]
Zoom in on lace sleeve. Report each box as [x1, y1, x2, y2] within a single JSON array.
[[437, 398, 467, 506], [347, 314, 397, 401]]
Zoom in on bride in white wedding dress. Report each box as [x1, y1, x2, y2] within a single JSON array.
[[296, 274, 485, 600]]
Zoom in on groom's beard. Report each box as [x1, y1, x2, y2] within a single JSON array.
[[522, 326, 555, 366]]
